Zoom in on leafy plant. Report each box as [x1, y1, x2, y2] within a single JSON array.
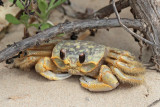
[[5, 0, 66, 36]]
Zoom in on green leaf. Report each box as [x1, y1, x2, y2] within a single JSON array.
[[29, 24, 40, 29], [48, 0, 55, 10], [37, 0, 48, 13], [20, 13, 29, 24], [40, 23, 52, 31], [9, 0, 24, 9], [48, 0, 66, 12], [5, 14, 21, 24]]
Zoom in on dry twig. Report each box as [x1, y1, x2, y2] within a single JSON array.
[[8, 94, 30, 100], [129, 0, 160, 70], [90, 0, 129, 18], [60, 0, 129, 19], [147, 98, 160, 107], [0, 18, 144, 62], [112, 0, 156, 46]]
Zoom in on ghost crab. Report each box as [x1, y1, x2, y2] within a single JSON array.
[[14, 40, 145, 92]]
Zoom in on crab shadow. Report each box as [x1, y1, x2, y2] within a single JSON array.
[[5, 66, 140, 93], [8, 67, 50, 82], [65, 75, 138, 94], [27, 69, 81, 83], [27, 71, 139, 92]]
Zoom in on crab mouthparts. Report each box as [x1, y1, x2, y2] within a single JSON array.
[[68, 69, 82, 75]]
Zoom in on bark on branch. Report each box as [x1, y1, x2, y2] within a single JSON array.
[[0, 18, 144, 62], [89, 0, 129, 18], [129, 0, 160, 69], [65, 0, 129, 19]]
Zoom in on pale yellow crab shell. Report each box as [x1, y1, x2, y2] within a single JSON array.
[[51, 40, 106, 73]]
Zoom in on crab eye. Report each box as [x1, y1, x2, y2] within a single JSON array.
[[60, 49, 66, 60], [79, 53, 85, 63]]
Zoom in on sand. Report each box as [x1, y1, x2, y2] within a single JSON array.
[[0, 0, 160, 107]]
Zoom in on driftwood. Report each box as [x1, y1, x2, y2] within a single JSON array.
[[0, 0, 160, 71]]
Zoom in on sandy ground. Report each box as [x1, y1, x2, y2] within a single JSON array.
[[0, 0, 20, 32], [1, 0, 160, 107]]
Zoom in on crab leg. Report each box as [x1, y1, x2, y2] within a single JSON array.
[[14, 42, 54, 69], [107, 52, 136, 64], [26, 50, 52, 57], [80, 65, 119, 92], [110, 66, 144, 85], [106, 47, 145, 74], [28, 43, 55, 50], [14, 56, 42, 69], [106, 47, 133, 57], [106, 57, 145, 74], [35, 57, 71, 80]]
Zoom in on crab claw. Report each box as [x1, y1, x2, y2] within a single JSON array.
[[40, 71, 71, 80], [80, 76, 118, 92], [35, 57, 71, 80]]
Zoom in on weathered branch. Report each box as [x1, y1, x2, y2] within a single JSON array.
[[0, 18, 144, 62], [61, 0, 129, 19], [129, 0, 160, 69], [112, 0, 156, 46], [89, 0, 129, 18]]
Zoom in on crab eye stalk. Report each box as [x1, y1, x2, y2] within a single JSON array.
[[60, 49, 66, 60], [79, 53, 85, 63]]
